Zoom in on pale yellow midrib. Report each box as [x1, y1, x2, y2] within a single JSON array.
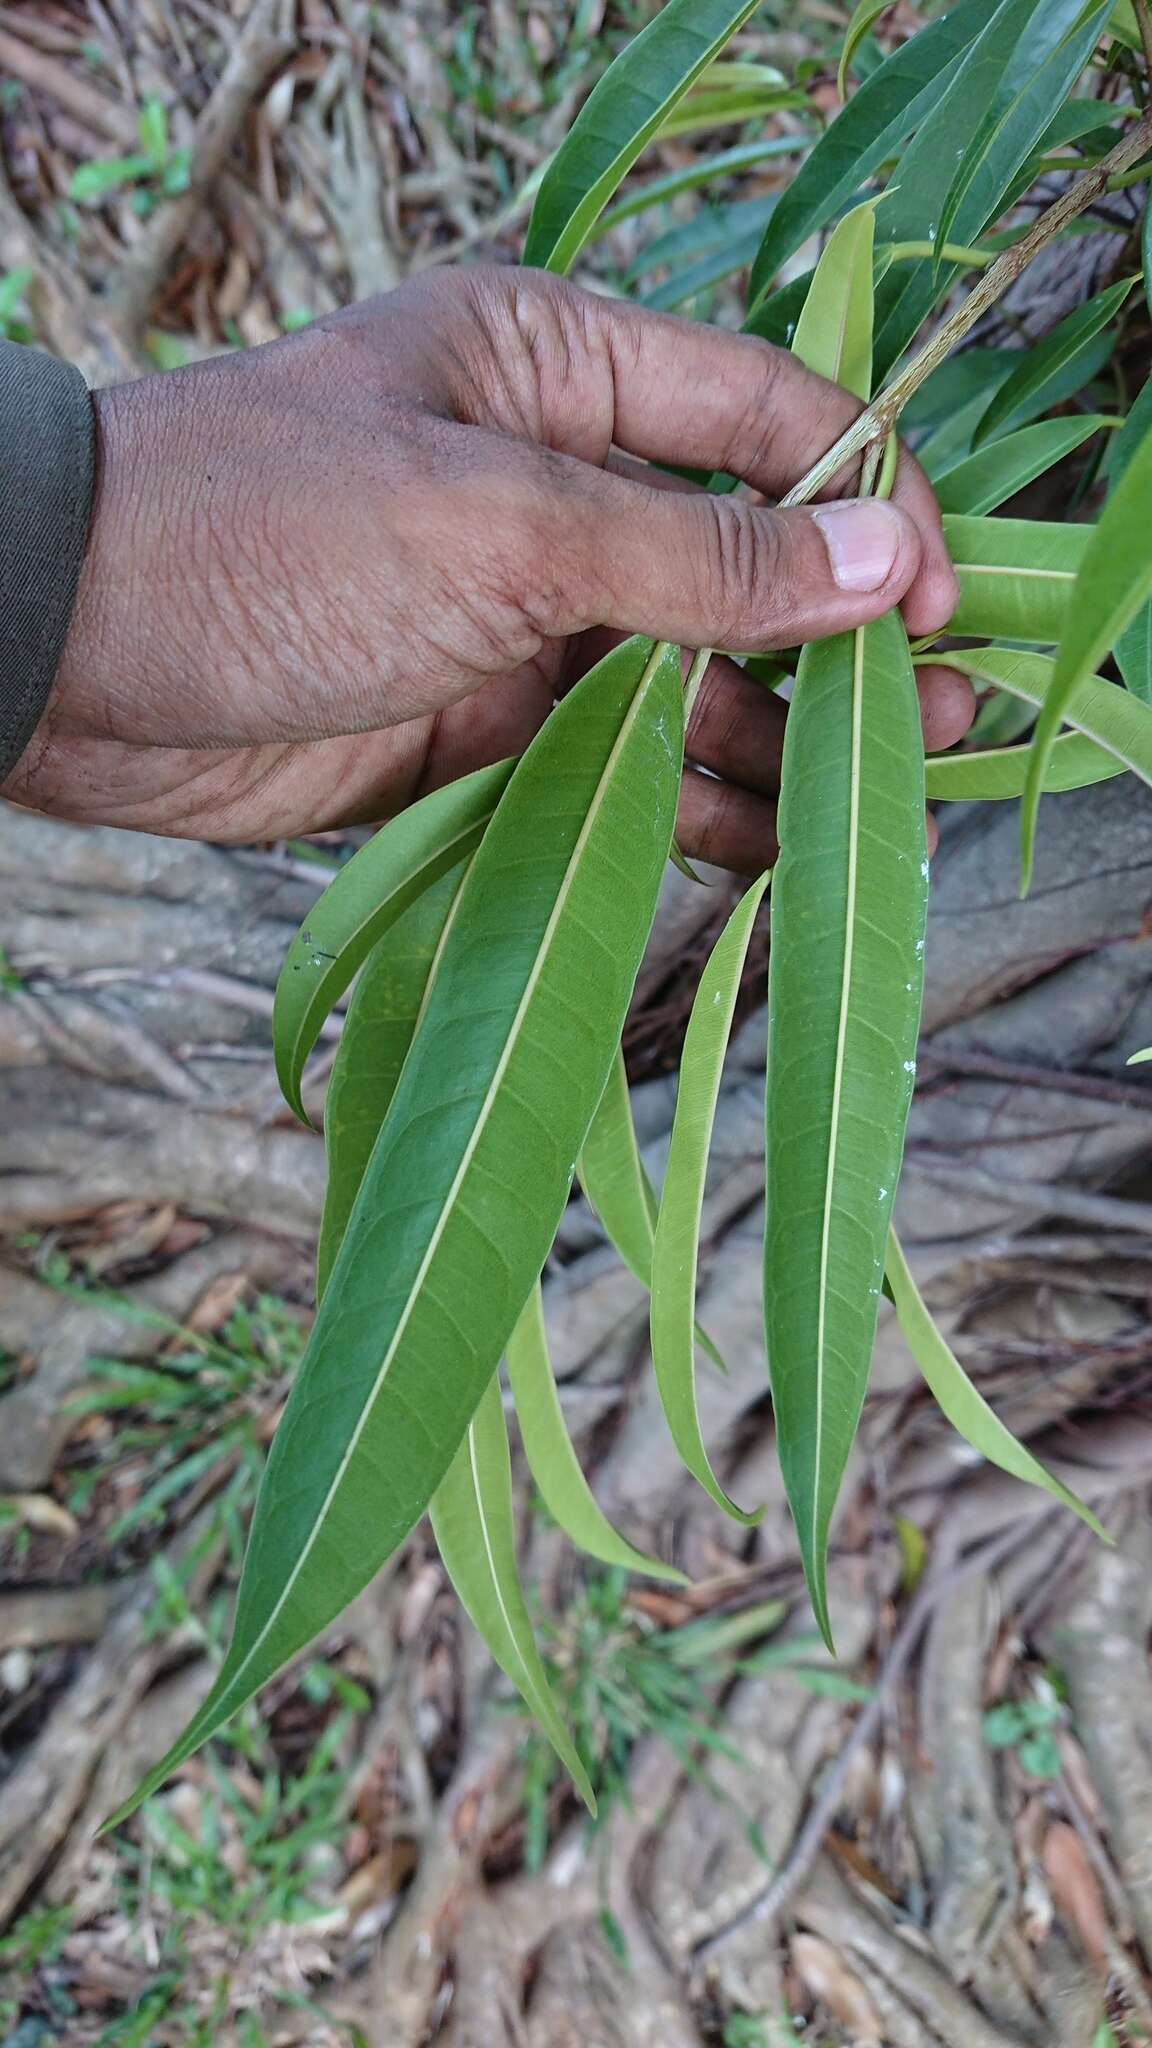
[[209, 645, 668, 1715], [812, 628, 865, 1567], [956, 562, 1076, 581]]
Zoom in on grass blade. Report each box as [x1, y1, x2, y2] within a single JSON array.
[[431, 1375, 597, 1807], [943, 514, 1087, 642], [273, 761, 514, 1123], [650, 873, 770, 1524], [522, 0, 760, 274], [765, 612, 927, 1646], [1021, 423, 1152, 889], [886, 1228, 1107, 1537], [934, 415, 1113, 517], [106, 636, 683, 1827], [507, 1281, 686, 1581]]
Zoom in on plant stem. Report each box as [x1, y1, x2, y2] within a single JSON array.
[[1135, 0, 1152, 85], [779, 101, 1152, 509]]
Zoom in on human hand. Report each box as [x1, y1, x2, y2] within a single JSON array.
[[4, 266, 973, 864]]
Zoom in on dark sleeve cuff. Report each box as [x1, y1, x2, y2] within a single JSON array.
[[0, 340, 95, 781]]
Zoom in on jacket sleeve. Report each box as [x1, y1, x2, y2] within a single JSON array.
[[0, 340, 95, 781]]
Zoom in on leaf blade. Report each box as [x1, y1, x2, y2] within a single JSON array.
[[973, 275, 1136, 446], [273, 761, 514, 1123], [1021, 423, 1152, 888], [935, 645, 1152, 790], [507, 1281, 686, 1581], [942, 514, 1088, 642], [431, 1376, 597, 1807], [522, 0, 760, 274], [789, 200, 876, 401], [106, 635, 683, 1825], [886, 1228, 1107, 1537], [765, 613, 927, 1645], [650, 873, 770, 1524], [934, 415, 1113, 517]]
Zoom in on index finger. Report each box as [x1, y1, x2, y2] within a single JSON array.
[[516, 275, 958, 643]]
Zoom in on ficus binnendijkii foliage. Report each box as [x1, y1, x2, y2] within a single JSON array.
[[111, 0, 1152, 1823]]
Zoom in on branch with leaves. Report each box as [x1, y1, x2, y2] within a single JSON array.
[[108, 0, 1152, 1826]]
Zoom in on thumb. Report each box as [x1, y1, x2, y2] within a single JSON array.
[[539, 460, 927, 651]]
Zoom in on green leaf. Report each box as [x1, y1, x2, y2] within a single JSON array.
[[69, 151, 155, 202], [935, 645, 1152, 790], [506, 1280, 686, 1581], [637, 193, 777, 310], [431, 1375, 596, 1806], [789, 200, 876, 401], [137, 95, 168, 169], [1110, 375, 1152, 702], [522, 0, 760, 273], [579, 1047, 725, 1369], [942, 514, 1088, 642], [595, 137, 805, 235], [650, 873, 769, 1524], [886, 1228, 1106, 1536], [931, 0, 1112, 268], [273, 760, 514, 1123], [657, 82, 808, 137], [105, 636, 683, 1827], [748, 0, 1004, 304], [1127, 1045, 1152, 1064], [973, 275, 1137, 445], [837, 0, 893, 97], [924, 731, 1121, 799], [1021, 424, 1152, 889], [579, 1046, 659, 1285], [871, 0, 1110, 380], [765, 611, 927, 1646], [316, 868, 465, 1301], [934, 416, 1114, 517]]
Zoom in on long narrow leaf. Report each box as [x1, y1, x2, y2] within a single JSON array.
[[766, 612, 927, 1645], [885, 1229, 1107, 1535], [650, 873, 770, 1524], [932, 0, 1112, 266], [789, 201, 876, 401], [507, 1281, 685, 1581], [579, 1048, 725, 1369], [924, 732, 1121, 799], [871, 0, 1107, 380], [431, 1376, 596, 1806], [974, 275, 1136, 445], [936, 645, 1152, 788], [522, 0, 760, 273], [1111, 374, 1152, 702], [1021, 424, 1152, 888], [316, 868, 465, 1301], [934, 416, 1113, 517], [595, 138, 804, 235], [107, 635, 683, 1826], [748, 0, 1003, 303], [578, 1046, 659, 1282], [273, 761, 514, 1123], [837, 0, 893, 97], [943, 514, 1087, 642]]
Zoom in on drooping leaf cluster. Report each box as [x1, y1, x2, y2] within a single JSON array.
[[112, 0, 1152, 1823]]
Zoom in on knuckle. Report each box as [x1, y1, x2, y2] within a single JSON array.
[[696, 497, 782, 643]]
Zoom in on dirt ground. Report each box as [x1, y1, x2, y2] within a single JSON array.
[[3, 4, 1152, 2043]]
